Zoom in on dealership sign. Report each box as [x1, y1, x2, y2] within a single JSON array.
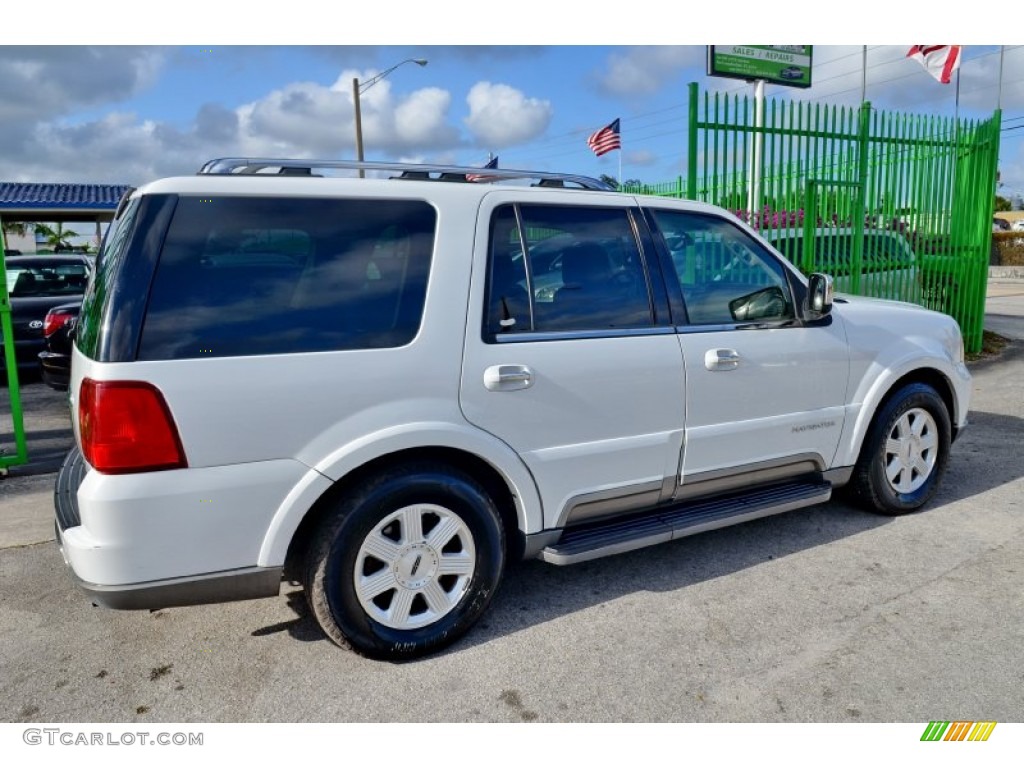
[[707, 46, 813, 88]]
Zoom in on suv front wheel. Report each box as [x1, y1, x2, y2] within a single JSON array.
[[304, 464, 505, 660], [849, 383, 952, 515]]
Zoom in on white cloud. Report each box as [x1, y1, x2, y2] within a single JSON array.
[[0, 47, 166, 123], [599, 47, 702, 97], [6, 112, 198, 184], [464, 82, 552, 147], [237, 79, 352, 157], [232, 68, 457, 159], [394, 88, 458, 148], [0, 64, 466, 183]]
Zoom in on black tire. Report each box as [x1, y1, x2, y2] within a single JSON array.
[[304, 463, 505, 660], [848, 383, 951, 515]]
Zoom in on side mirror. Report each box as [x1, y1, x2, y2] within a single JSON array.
[[806, 273, 834, 319]]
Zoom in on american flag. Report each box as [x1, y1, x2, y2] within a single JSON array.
[[587, 119, 621, 157], [907, 45, 962, 84], [466, 155, 499, 182]]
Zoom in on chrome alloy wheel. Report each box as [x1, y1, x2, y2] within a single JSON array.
[[353, 504, 476, 630], [884, 407, 939, 494]]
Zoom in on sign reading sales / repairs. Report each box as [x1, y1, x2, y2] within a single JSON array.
[[707, 46, 813, 88]]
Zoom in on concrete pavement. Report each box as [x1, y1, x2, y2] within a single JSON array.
[[985, 273, 1024, 341]]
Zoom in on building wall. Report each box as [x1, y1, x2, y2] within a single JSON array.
[[1, 231, 36, 254]]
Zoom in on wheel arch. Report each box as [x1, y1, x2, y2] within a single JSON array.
[[275, 446, 534, 581], [843, 364, 959, 469]]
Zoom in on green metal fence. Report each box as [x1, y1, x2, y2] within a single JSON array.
[[0, 231, 29, 471], [626, 83, 1001, 353]]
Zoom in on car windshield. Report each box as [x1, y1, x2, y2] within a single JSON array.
[[5, 263, 90, 297]]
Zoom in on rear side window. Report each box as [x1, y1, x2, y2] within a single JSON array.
[[76, 195, 142, 359], [139, 197, 435, 360], [485, 204, 655, 337]]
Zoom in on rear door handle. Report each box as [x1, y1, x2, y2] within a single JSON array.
[[484, 364, 534, 391], [705, 348, 741, 371]]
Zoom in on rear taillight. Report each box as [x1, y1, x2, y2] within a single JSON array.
[[79, 378, 187, 474], [43, 310, 74, 338]]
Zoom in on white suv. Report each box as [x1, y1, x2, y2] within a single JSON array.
[[55, 158, 971, 659]]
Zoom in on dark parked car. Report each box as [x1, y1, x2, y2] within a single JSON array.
[[38, 301, 80, 390], [1, 255, 90, 377]]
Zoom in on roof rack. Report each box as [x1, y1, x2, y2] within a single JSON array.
[[196, 158, 613, 191]]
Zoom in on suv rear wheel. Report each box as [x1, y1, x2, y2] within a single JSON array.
[[849, 383, 951, 515], [304, 464, 505, 660]]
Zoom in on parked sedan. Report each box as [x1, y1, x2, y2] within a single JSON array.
[[2, 256, 90, 377], [38, 301, 80, 390]]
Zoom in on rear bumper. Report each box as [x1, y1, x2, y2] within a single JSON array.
[[54, 447, 306, 609], [38, 351, 70, 389], [58, 554, 282, 610]]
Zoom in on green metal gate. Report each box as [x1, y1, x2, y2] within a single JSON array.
[[628, 83, 1001, 353]]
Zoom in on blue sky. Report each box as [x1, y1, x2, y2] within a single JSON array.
[[1, 7, 1018, 196]]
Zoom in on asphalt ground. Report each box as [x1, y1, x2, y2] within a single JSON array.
[[1, 281, 1022, 723]]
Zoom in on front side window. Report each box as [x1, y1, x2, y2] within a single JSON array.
[[485, 204, 654, 337], [650, 210, 795, 326], [140, 196, 435, 360]]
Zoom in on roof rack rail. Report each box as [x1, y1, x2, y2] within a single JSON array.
[[196, 157, 613, 191]]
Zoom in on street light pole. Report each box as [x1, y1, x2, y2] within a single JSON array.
[[352, 58, 428, 178], [352, 76, 365, 171]]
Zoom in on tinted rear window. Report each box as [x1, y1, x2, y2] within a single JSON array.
[[6, 262, 89, 297], [139, 196, 436, 360]]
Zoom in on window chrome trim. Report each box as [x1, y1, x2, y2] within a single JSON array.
[[625, 208, 659, 322], [485, 202, 670, 343], [673, 319, 801, 334], [511, 203, 536, 331], [494, 326, 677, 343]]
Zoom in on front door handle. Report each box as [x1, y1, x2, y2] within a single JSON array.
[[704, 348, 741, 371], [484, 364, 534, 391]]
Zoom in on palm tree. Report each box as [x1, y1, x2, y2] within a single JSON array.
[[2, 220, 32, 254], [2, 221, 31, 237], [34, 222, 80, 252]]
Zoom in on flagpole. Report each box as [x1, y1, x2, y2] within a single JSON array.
[[955, 67, 961, 123], [747, 79, 765, 228]]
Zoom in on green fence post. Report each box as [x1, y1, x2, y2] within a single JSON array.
[[0, 223, 29, 471], [850, 101, 872, 295], [688, 82, 699, 200]]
